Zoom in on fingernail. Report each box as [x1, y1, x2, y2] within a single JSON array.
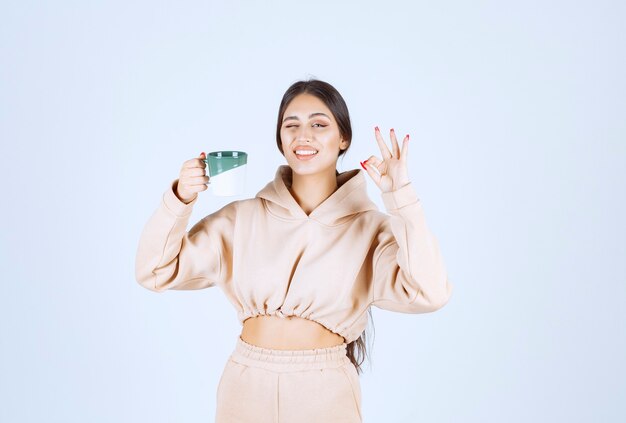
[[201, 151, 205, 156], [375, 126, 379, 132], [406, 134, 410, 140], [390, 128, 394, 132], [360, 161, 367, 170]]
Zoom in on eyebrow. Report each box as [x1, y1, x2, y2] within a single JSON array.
[[282, 112, 330, 123]]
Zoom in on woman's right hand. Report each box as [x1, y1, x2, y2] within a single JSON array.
[[175, 152, 210, 204]]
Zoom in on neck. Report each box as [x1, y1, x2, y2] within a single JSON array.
[[288, 168, 338, 216]]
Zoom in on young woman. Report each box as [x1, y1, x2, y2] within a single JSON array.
[[135, 78, 453, 422]]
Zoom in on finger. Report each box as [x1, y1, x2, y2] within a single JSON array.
[[198, 152, 207, 167], [390, 128, 400, 158], [183, 157, 207, 169], [374, 126, 392, 160], [182, 175, 210, 186], [362, 159, 382, 186], [401, 134, 409, 162], [365, 155, 385, 176], [181, 167, 207, 177]]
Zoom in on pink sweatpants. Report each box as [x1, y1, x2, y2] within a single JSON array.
[[215, 335, 363, 422]]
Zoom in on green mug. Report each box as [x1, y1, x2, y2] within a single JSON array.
[[203, 151, 248, 196]]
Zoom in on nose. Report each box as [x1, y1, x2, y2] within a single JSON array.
[[296, 125, 312, 142]]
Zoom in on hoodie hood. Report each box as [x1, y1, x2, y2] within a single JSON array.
[[255, 164, 379, 226]]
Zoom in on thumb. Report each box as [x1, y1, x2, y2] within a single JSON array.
[[199, 151, 206, 159]]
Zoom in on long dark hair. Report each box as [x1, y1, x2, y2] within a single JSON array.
[[275, 78, 375, 375]]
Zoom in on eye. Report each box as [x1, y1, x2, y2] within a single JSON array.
[[284, 123, 327, 129]]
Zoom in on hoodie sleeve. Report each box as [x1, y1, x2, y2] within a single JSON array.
[[371, 182, 453, 313], [135, 178, 237, 292]]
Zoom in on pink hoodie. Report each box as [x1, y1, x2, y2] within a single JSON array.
[[135, 164, 453, 343]]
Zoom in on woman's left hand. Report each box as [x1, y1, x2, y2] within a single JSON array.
[[360, 126, 411, 193]]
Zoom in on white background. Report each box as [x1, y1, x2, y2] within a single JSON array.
[[1, 1, 624, 422]]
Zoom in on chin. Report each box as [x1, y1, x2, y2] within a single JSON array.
[[288, 156, 334, 175]]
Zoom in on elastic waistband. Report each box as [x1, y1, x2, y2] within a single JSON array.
[[230, 335, 350, 372]]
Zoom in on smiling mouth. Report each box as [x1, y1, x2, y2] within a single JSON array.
[[293, 149, 319, 160]]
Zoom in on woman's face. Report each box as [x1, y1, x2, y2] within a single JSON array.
[[280, 93, 347, 176]]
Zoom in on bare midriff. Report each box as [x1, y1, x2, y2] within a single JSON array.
[[240, 315, 346, 350]]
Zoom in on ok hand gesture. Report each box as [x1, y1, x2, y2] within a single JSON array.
[[360, 127, 411, 193]]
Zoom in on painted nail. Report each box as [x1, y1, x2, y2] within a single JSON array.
[[359, 161, 366, 170], [406, 134, 410, 140], [391, 128, 394, 132], [375, 126, 379, 132]]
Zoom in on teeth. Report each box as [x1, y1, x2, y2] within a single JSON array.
[[295, 150, 318, 155]]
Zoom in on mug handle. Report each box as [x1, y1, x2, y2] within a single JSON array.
[[204, 158, 211, 184]]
